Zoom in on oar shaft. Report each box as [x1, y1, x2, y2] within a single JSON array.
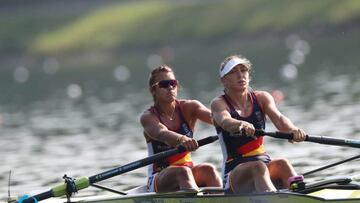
[[256, 130, 360, 148], [22, 177, 90, 203], [89, 147, 182, 183], [306, 136, 360, 148], [302, 154, 360, 177], [22, 190, 52, 203], [254, 130, 360, 177], [89, 135, 218, 183], [19, 135, 218, 203]]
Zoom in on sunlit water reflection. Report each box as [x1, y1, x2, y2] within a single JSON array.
[[1, 71, 360, 200]]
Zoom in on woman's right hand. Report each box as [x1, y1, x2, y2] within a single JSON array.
[[179, 136, 199, 151], [238, 121, 256, 139]]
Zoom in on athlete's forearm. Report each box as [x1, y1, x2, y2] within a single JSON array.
[[274, 115, 297, 132], [157, 131, 184, 147], [220, 118, 243, 133]]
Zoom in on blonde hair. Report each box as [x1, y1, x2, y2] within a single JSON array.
[[219, 55, 252, 73], [220, 55, 253, 92]]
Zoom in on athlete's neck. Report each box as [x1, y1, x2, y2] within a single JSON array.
[[155, 101, 176, 120], [225, 89, 249, 110]]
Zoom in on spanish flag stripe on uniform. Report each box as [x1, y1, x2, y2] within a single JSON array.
[[166, 151, 193, 166]]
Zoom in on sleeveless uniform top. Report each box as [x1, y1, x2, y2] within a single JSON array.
[[216, 91, 270, 174], [146, 100, 194, 176]]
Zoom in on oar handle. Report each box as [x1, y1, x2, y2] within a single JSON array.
[[198, 135, 219, 147], [255, 129, 296, 140], [256, 129, 360, 148]]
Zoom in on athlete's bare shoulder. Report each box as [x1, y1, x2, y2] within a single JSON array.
[[253, 90, 272, 101], [140, 108, 157, 124], [178, 99, 202, 107]]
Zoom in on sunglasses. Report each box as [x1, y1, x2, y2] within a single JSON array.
[[152, 79, 178, 88]]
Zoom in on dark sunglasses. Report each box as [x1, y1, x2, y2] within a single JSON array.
[[152, 79, 178, 88]]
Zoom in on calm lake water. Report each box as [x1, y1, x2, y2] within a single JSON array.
[[1, 63, 360, 201]]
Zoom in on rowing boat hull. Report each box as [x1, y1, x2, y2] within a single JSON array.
[[41, 189, 360, 203]]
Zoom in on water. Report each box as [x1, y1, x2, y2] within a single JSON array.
[[1, 66, 360, 201]]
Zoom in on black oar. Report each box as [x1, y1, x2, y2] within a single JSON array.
[[255, 129, 360, 148], [19, 136, 218, 203], [255, 129, 360, 177], [302, 154, 360, 177], [253, 129, 360, 191]]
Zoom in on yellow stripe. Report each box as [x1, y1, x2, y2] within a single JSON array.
[[225, 145, 266, 163], [242, 145, 265, 157], [171, 153, 192, 165]]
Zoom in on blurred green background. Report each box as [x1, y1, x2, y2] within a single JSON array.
[[2, 1, 360, 198], [1, 0, 360, 106]]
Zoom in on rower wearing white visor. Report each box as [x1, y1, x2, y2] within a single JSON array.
[[210, 54, 306, 193]]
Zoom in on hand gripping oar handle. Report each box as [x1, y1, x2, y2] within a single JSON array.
[[255, 129, 360, 148], [19, 135, 219, 203]]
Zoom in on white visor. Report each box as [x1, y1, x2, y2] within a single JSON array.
[[219, 58, 248, 78]]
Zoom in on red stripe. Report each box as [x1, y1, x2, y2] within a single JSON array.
[[236, 136, 263, 155], [166, 151, 189, 164], [225, 136, 264, 161]]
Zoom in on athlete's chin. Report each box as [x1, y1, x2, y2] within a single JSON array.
[[232, 85, 248, 92], [166, 96, 177, 102]]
